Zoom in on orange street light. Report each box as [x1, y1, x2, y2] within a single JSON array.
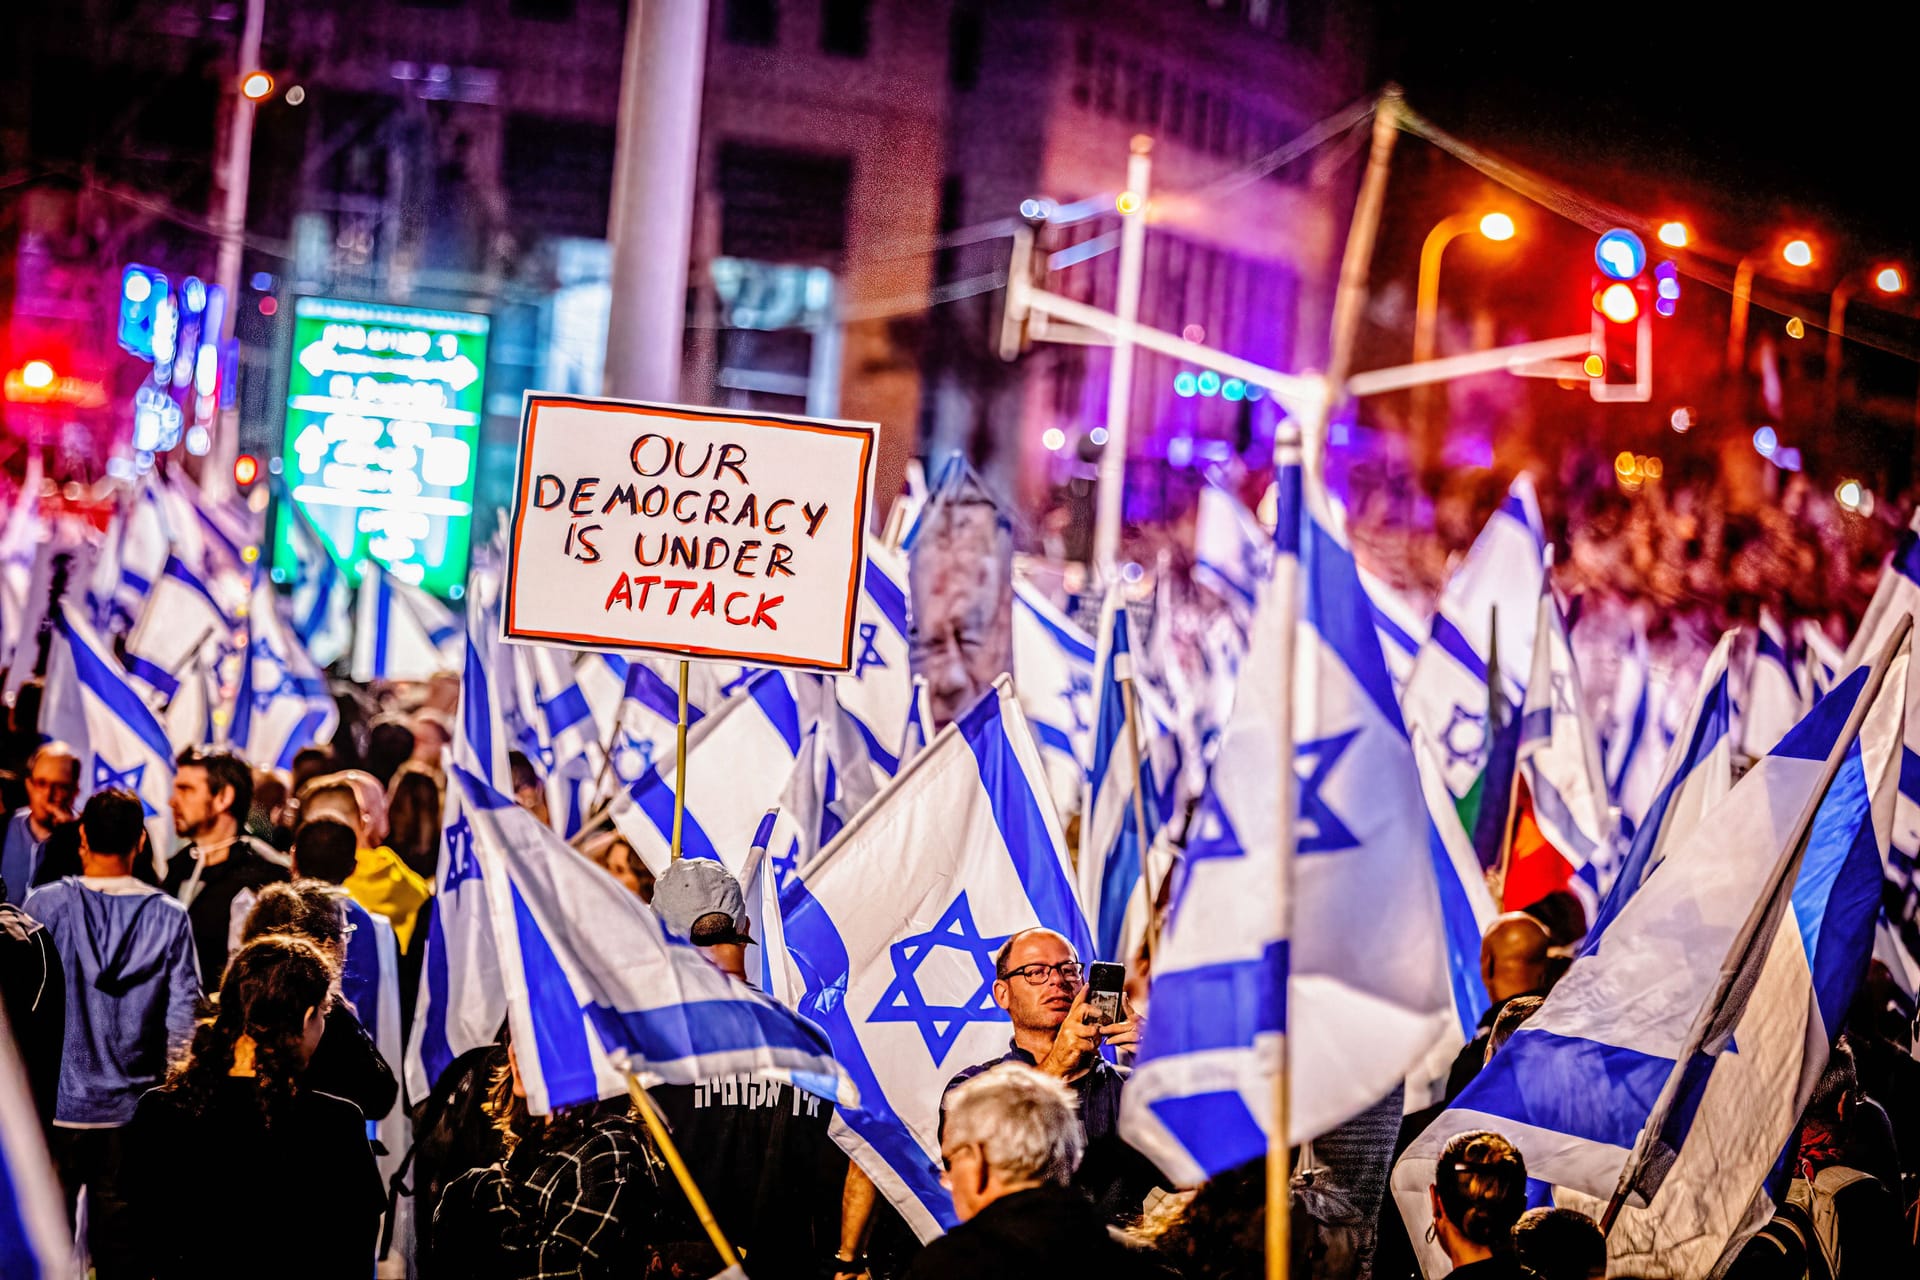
[[240, 71, 274, 101], [1782, 238, 1814, 268], [1657, 221, 1689, 249], [1413, 210, 1520, 445], [1876, 266, 1906, 294]]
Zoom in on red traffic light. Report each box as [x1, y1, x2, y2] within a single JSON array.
[[234, 454, 260, 487]]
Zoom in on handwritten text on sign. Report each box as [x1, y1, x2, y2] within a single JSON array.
[[504, 396, 875, 671]]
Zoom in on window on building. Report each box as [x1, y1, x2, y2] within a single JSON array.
[[948, 8, 983, 91], [822, 0, 871, 57], [509, 0, 574, 18], [717, 141, 852, 262], [724, 0, 779, 47]]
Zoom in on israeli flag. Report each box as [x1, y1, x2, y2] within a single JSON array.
[[1120, 463, 1454, 1185], [777, 676, 881, 886], [86, 476, 169, 638], [516, 645, 606, 839], [162, 653, 218, 754], [1741, 607, 1805, 762], [1012, 581, 1097, 821], [1191, 481, 1268, 626], [1799, 619, 1844, 701], [608, 669, 802, 878], [124, 554, 235, 704], [1515, 562, 1612, 895], [406, 580, 509, 1103], [769, 679, 1093, 1240], [1078, 586, 1171, 965], [0, 452, 43, 669], [899, 677, 932, 769], [229, 570, 338, 771], [575, 653, 686, 789], [1356, 562, 1426, 698], [1587, 631, 1736, 942], [0, 998, 73, 1280], [339, 899, 410, 1253], [350, 564, 460, 682], [834, 543, 915, 777], [153, 470, 249, 616], [275, 488, 353, 669], [1843, 508, 1920, 671], [1392, 634, 1906, 1279], [1401, 476, 1547, 804], [454, 763, 854, 1116], [42, 610, 178, 870], [1411, 730, 1501, 1055]]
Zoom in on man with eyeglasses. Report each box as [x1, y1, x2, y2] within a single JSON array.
[[940, 928, 1164, 1223]]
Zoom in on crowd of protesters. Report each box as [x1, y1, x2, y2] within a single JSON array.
[[1, 456, 1919, 1278]]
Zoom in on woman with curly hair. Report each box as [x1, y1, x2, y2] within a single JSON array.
[[123, 933, 385, 1278]]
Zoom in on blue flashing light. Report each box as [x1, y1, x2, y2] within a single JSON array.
[[1753, 425, 1778, 457], [1222, 378, 1246, 401], [1196, 370, 1222, 397], [250, 271, 275, 292], [1245, 384, 1266, 401], [182, 277, 207, 314], [1173, 371, 1198, 397], [1655, 296, 1677, 317], [1654, 260, 1678, 280], [1595, 228, 1648, 281], [1775, 446, 1803, 472], [1657, 277, 1681, 301], [1168, 436, 1194, 467], [118, 264, 168, 359]]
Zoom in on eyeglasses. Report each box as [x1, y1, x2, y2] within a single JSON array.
[[999, 961, 1084, 987]]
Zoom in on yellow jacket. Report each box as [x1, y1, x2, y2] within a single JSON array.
[[344, 846, 431, 951]]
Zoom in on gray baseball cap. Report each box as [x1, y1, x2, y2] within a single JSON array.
[[652, 857, 751, 945]]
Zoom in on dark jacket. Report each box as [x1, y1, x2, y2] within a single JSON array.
[[162, 836, 288, 991], [945, 1043, 1165, 1223], [903, 1185, 1174, 1280], [0, 902, 64, 1123], [125, 1078, 384, 1278], [305, 1002, 398, 1124]]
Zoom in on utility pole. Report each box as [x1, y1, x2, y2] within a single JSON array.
[[206, 0, 265, 503], [601, 0, 710, 402], [1091, 136, 1152, 586]]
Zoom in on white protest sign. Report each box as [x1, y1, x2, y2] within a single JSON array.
[[503, 395, 876, 672]]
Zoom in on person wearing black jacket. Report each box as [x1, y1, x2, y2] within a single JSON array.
[[0, 900, 64, 1124], [164, 747, 287, 990], [909, 1064, 1172, 1280], [239, 880, 397, 1122]]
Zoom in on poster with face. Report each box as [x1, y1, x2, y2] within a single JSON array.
[[908, 465, 1013, 729]]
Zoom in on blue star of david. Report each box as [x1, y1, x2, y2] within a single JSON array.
[[93, 756, 156, 816], [867, 892, 1011, 1066], [1441, 703, 1488, 771], [770, 836, 801, 897], [1296, 729, 1361, 855], [249, 637, 295, 712], [853, 622, 887, 678], [612, 733, 654, 784], [1066, 672, 1094, 735], [442, 812, 481, 892]]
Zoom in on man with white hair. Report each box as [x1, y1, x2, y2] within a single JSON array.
[[909, 1064, 1171, 1278]]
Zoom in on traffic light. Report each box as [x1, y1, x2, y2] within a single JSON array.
[[118, 264, 169, 359], [1590, 229, 1652, 403], [233, 454, 260, 489]]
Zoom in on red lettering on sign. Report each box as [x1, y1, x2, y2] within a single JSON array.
[[724, 591, 751, 624], [662, 579, 697, 613], [689, 583, 717, 619], [752, 595, 783, 630], [604, 574, 632, 611], [632, 575, 659, 609]]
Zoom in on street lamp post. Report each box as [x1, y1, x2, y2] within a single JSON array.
[[1826, 265, 1906, 412], [1729, 237, 1815, 373], [1412, 210, 1514, 450], [206, 0, 266, 502]]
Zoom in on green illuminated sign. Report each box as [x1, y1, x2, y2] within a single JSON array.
[[273, 296, 490, 598]]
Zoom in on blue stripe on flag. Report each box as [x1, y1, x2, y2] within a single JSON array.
[[1772, 667, 1868, 762], [956, 693, 1097, 962], [1430, 615, 1486, 682], [1370, 600, 1419, 656], [1463, 1028, 1673, 1151], [273, 709, 335, 772], [124, 655, 181, 701], [625, 662, 704, 727], [1789, 747, 1882, 1037], [631, 775, 723, 862], [1303, 516, 1402, 732], [460, 636, 495, 771], [1899, 745, 1920, 806], [162, 555, 229, 621], [420, 908, 455, 1092], [62, 621, 173, 762], [1519, 707, 1553, 746], [509, 881, 601, 1108], [584, 996, 834, 1065], [1430, 823, 1491, 1037], [1132, 940, 1288, 1062], [847, 711, 900, 777], [1020, 597, 1096, 664], [373, 580, 393, 678], [781, 878, 956, 1228], [751, 674, 803, 754], [865, 559, 910, 638], [1146, 1089, 1267, 1176], [544, 684, 593, 736], [1273, 464, 1301, 557], [1033, 720, 1078, 761]]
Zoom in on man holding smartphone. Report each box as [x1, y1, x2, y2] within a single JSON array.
[[940, 928, 1164, 1223]]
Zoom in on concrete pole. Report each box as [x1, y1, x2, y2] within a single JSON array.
[[601, 0, 710, 402], [1092, 136, 1152, 586], [206, 0, 265, 502]]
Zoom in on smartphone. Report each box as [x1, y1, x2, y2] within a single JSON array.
[[1086, 962, 1125, 1027]]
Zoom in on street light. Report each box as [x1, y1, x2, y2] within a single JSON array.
[[1826, 262, 1909, 410], [1728, 235, 1817, 372], [1657, 221, 1689, 248], [240, 71, 274, 101], [1413, 210, 1518, 442]]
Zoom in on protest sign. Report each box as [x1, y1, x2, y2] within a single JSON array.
[[504, 395, 876, 672]]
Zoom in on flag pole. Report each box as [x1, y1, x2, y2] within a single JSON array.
[[625, 1074, 742, 1267], [670, 659, 690, 861], [1118, 668, 1158, 970], [1265, 435, 1301, 1280]]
